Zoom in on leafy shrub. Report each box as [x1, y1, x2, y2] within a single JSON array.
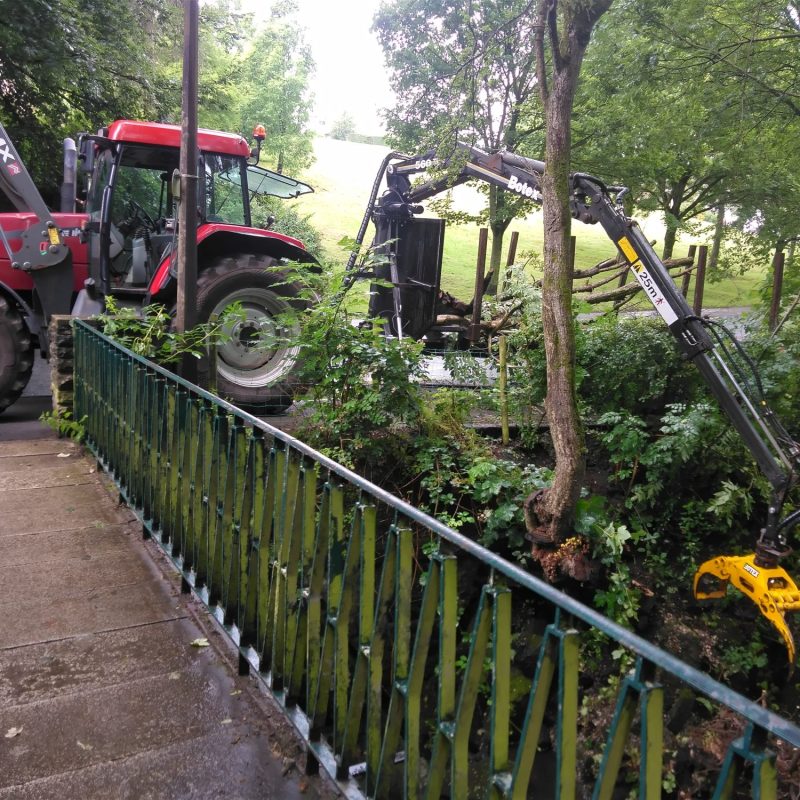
[[740, 317, 800, 431], [251, 195, 323, 257], [508, 310, 702, 420], [578, 315, 701, 415], [97, 296, 243, 366], [293, 264, 424, 469]]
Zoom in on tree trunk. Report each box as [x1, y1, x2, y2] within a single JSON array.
[[708, 204, 725, 273], [526, 0, 610, 545], [531, 71, 585, 544], [661, 181, 686, 260], [662, 214, 679, 260], [485, 186, 511, 296]]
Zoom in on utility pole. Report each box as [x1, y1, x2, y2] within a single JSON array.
[[176, 0, 199, 383]]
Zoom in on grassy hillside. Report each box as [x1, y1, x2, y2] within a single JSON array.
[[290, 137, 762, 309]]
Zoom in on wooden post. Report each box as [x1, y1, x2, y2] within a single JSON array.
[[469, 228, 489, 343], [681, 245, 696, 298], [505, 231, 519, 277], [177, 0, 199, 384], [497, 232, 519, 446], [769, 249, 785, 332], [692, 245, 708, 316]]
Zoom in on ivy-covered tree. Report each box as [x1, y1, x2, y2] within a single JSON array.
[[373, 0, 544, 291], [235, 0, 315, 174]]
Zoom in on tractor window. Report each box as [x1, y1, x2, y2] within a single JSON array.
[[110, 165, 166, 229], [246, 164, 313, 199], [85, 148, 112, 218], [202, 154, 247, 225]]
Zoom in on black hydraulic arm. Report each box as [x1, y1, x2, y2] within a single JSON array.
[[572, 174, 799, 558]]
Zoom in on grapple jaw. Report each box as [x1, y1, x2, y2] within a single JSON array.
[[693, 554, 800, 666]]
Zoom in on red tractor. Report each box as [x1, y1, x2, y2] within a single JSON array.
[[0, 119, 316, 413]]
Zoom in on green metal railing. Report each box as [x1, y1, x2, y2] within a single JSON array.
[[73, 320, 800, 799]]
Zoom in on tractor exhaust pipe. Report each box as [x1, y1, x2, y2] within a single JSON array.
[[60, 138, 77, 213]]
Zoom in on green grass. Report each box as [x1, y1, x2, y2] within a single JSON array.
[[295, 137, 765, 310]]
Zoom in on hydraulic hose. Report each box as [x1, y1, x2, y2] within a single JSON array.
[[345, 151, 409, 273]]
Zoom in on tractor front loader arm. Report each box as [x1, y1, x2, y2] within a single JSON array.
[[0, 121, 74, 320]]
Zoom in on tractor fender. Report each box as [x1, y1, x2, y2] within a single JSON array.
[[148, 226, 318, 304]]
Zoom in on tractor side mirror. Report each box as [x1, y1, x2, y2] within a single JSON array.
[[171, 168, 182, 201]]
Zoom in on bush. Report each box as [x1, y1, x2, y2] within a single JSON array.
[[251, 195, 323, 257], [508, 312, 702, 419], [578, 315, 701, 415], [292, 264, 425, 470]]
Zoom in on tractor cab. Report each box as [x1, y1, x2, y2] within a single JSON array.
[[80, 120, 313, 300]]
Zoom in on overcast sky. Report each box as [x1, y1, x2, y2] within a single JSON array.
[[238, 0, 394, 136]]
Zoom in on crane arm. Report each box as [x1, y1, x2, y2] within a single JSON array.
[[359, 142, 800, 661]]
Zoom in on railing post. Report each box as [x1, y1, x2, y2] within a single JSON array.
[[592, 658, 663, 800]]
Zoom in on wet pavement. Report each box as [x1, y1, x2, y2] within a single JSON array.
[[0, 402, 339, 799]]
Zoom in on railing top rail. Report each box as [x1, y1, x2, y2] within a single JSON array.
[[74, 319, 800, 746]]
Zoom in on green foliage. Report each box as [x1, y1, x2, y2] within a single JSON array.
[[600, 402, 728, 509], [717, 637, 769, 684], [40, 408, 87, 442], [234, 1, 315, 175], [405, 388, 553, 558], [293, 262, 425, 468], [575, 0, 800, 257], [96, 296, 244, 366], [251, 196, 323, 256], [578, 316, 701, 415], [510, 310, 701, 419], [742, 317, 800, 431], [374, 0, 544, 279], [329, 112, 356, 141]]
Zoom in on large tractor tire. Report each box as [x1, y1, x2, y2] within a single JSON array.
[[196, 255, 307, 413], [0, 295, 34, 414]]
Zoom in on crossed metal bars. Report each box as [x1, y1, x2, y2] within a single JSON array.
[[73, 319, 799, 799]]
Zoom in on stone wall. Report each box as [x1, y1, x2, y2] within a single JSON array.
[[49, 315, 75, 417]]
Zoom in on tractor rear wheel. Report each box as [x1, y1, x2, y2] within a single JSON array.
[[196, 255, 307, 413], [0, 295, 34, 414]]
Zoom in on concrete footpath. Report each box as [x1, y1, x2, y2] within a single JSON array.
[[0, 408, 338, 799]]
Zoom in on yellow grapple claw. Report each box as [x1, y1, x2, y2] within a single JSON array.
[[693, 554, 800, 665]]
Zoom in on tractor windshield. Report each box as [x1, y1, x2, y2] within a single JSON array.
[[203, 157, 313, 225], [244, 165, 313, 200], [203, 154, 247, 225]]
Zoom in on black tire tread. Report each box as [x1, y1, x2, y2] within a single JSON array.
[[0, 294, 34, 414]]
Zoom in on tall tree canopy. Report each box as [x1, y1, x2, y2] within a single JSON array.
[[0, 0, 315, 204], [235, 0, 315, 174], [574, 0, 800, 258], [373, 0, 544, 286], [0, 0, 183, 201]]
